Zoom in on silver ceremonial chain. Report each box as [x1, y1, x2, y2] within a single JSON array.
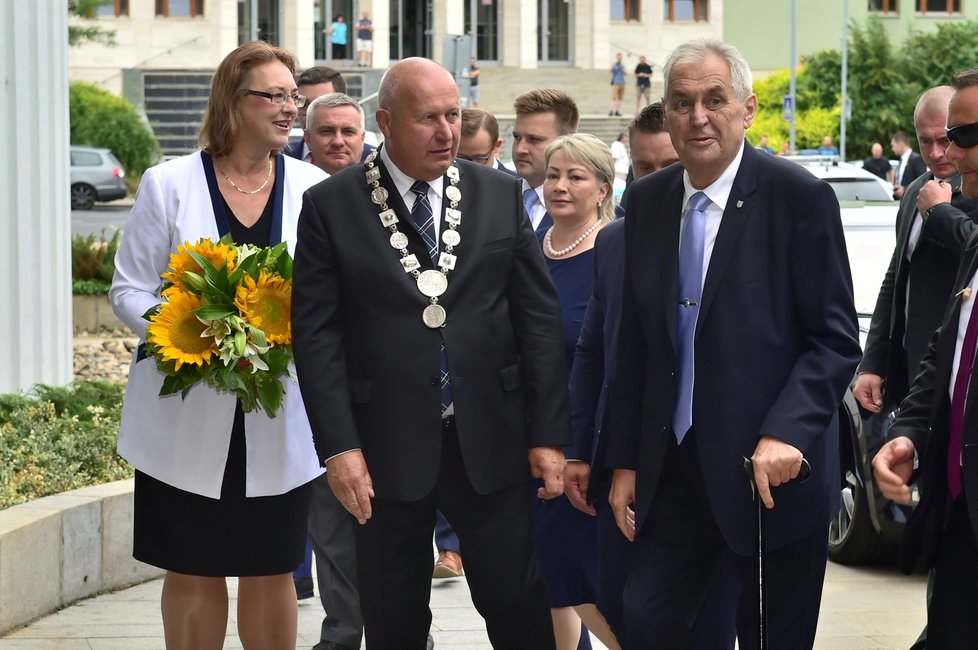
[[364, 150, 461, 328]]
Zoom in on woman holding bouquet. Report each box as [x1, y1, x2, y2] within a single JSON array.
[[110, 41, 327, 649]]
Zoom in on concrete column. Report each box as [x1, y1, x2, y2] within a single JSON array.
[[284, 0, 317, 67], [505, 0, 538, 69], [0, 0, 72, 393], [432, 0, 465, 64]]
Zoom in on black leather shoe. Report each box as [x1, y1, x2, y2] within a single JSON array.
[[294, 576, 314, 600]]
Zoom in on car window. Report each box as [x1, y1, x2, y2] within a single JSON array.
[[71, 151, 102, 167], [827, 179, 891, 202]]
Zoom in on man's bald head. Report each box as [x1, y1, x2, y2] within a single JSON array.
[[914, 85, 956, 178]]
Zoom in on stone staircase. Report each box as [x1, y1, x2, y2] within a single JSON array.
[[130, 65, 656, 160]]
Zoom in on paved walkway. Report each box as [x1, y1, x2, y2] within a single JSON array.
[[0, 561, 926, 649]]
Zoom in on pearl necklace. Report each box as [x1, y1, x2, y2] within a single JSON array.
[[220, 158, 273, 195], [545, 220, 602, 257]]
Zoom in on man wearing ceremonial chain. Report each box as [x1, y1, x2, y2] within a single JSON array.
[[292, 57, 571, 650]]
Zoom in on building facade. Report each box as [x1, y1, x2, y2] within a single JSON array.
[[70, 0, 722, 95]]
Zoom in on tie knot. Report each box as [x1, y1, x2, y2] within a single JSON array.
[[523, 188, 539, 207], [688, 191, 711, 213], [411, 180, 430, 198]]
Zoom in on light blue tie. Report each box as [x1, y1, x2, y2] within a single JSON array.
[[673, 191, 711, 443], [410, 181, 453, 415], [523, 187, 539, 220]]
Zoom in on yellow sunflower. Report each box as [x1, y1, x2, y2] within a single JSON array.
[[147, 290, 219, 370], [162, 239, 238, 291], [234, 270, 292, 345]]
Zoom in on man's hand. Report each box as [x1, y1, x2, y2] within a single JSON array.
[[894, 184, 906, 200], [750, 436, 804, 509], [853, 372, 884, 413], [530, 446, 566, 500], [918, 179, 953, 215], [565, 461, 596, 516], [872, 436, 917, 505], [609, 469, 637, 542], [325, 450, 375, 525]]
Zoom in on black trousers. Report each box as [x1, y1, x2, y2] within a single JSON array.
[[353, 419, 555, 650], [928, 494, 978, 648], [620, 430, 828, 650]]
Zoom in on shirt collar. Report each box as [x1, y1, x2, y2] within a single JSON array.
[[380, 144, 445, 205], [682, 140, 746, 212], [520, 178, 545, 202]]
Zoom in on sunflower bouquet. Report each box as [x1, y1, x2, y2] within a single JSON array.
[[142, 236, 295, 417]]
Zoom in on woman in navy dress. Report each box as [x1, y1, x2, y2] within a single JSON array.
[[534, 133, 620, 650]]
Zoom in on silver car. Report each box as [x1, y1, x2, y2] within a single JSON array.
[[70, 145, 127, 210]]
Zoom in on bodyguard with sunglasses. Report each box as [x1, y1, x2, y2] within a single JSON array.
[[855, 85, 978, 418], [874, 69, 978, 647]]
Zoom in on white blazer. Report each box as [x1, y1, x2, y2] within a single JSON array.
[[110, 152, 328, 498]]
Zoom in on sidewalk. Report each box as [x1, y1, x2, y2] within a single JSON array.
[[0, 561, 926, 649]]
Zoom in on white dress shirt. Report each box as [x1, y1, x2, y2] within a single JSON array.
[[381, 145, 446, 238], [520, 179, 547, 229]]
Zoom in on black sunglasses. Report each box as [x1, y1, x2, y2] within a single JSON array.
[[946, 121, 978, 149]]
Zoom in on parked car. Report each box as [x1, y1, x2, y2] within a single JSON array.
[[788, 156, 911, 564], [70, 145, 127, 210]]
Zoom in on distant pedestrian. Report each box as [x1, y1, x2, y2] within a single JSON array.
[[328, 15, 348, 62], [355, 11, 373, 67], [467, 57, 480, 107], [634, 55, 653, 112], [817, 135, 839, 156], [862, 143, 892, 180], [757, 134, 775, 155], [609, 53, 625, 116]]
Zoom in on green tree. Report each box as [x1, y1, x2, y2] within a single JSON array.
[[901, 21, 978, 98], [70, 82, 160, 175], [844, 20, 913, 159], [68, 0, 116, 47]]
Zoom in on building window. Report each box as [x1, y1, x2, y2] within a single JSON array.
[[94, 0, 129, 16], [868, 0, 898, 13], [918, 0, 962, 12], [612, 0, 641, 20], [156, 0, 204, 17], [664, 0, 707, 22]]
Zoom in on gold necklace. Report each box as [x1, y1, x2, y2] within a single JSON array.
[[220, 159, 273, 195]]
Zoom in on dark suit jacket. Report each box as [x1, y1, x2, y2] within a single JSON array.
[[890, 230, 978, 573], [897, 151, 927, 191], [283, 139, 304, 160], [283, 140, 377, 164], [605, 143, 861, 555], [292, 155, 571, 500], [860, 172, 978, 408], [494, 159, 518, 177], [569, 219, 625, 503]]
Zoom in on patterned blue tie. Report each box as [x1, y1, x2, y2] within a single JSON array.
[[673, 191, 711, 443], [523, 187, 539, 219], [410, 181, 453, 415]]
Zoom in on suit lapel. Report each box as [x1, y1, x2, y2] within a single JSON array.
[[696, 146, 757, 331], [659, 171, 685, 349], [956, 240, 978, 433]]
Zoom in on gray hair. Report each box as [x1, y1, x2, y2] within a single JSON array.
[[544, 133, 617, 223], [304, 92, 365, 131], [663, 38, 753, 102]]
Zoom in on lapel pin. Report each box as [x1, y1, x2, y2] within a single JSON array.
[[956, 287, 972, 301], [736, 200, 744, 208]]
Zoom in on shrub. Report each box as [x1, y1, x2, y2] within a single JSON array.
[[0, 381, 131, 510], [70, 81, 160, 176], [72, 231, 119, 295]]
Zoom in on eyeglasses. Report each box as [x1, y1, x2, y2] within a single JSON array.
[[245, 89, 307, 108], [946, 121, 978, 149], [457, 149, 493, 165]]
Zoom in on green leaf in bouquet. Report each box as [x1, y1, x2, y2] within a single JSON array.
[[262, 347, 292, 376], [234, 329, 247, 357], [256, 376, 285, 417], [186, 250, 233, 301], [179, 270, 208, 293], [250, 326, 268, 348], [141, 304, 161, 322], [194, 304, 236, 321]]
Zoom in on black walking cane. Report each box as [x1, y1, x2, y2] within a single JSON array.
[[739, 456, 811, 650]]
